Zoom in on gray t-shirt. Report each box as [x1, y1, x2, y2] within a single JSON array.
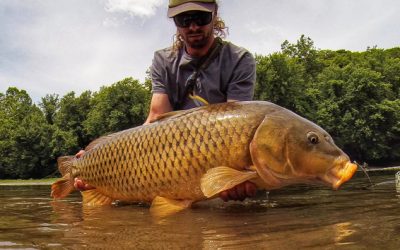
[[150, 40, 256, 110]]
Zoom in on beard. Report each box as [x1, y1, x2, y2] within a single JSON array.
[[182, 28, 212, 49]]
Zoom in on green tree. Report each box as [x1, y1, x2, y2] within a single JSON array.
[[314, 64, 399, 163], [54, 90, 92, 149], [39, 94, 60, 125], [0, 87, 54, 178], [83, 77, 151, 139], [383, 57, 400, 97], [49, 128, 78, 159], [10, 107, 54, 178], [281, 35, 323, 78], [0, 88, 33, 178], [255, 53, 307, 112], [255, 36, 399, 164]]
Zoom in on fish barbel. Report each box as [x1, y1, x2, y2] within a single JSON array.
[[51, 101, 357, 216]]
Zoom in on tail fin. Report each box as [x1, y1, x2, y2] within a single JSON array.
[[51, 156, 75, 199]]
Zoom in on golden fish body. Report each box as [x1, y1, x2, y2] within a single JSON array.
[[72, 102, 270, 202], [52, 101, 357, 214]]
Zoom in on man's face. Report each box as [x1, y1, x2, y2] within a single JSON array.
[[174, 11, 214, 49]]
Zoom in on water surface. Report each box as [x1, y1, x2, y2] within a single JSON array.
[[0, 172, 399, 249]]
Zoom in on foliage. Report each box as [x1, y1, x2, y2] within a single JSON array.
[[314, 65, 399, 162], [83, 78, 150, 139], [255, 53, 306, 111], [0, 88, 54, 178], [39, 94, 59, 125], [281, 34, 323, 78], [0, 78, 151, 179], [256, 36, 400, 164], [54, 91, 92, 149]]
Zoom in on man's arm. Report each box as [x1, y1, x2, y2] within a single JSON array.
[[226, 52, 256, 101], [144, 93, 173, 124]]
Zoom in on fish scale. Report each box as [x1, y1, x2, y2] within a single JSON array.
[[68, 102, 266, 202], [52, 101, 358, 213]]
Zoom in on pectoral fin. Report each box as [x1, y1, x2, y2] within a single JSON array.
[[150, 196, 193, 218], [200, 166, 258, 198], [81, 189, 113, 206]]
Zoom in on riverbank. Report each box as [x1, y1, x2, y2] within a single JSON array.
[[0, 178, 57, 186]]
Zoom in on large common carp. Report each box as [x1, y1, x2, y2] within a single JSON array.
[[51, 101, 357, 216]]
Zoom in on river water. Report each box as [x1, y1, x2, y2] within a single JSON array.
[[0, 172, 399, 249]]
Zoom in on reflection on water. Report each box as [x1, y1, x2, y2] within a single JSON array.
[[0, 173, 399, 249]]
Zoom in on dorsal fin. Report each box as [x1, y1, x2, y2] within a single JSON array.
[[84, 130, 128, 151], [85, 135, 112, 151], [149, 109, 191, 123]]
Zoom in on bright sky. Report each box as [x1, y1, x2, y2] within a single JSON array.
[[1, 0, 399, 103]]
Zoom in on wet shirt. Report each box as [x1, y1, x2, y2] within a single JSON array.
[[150, 41, 256, 110]]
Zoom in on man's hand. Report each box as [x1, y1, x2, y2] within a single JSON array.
[[219, 181, 257, 202], [75, 149, 85, 158], [73, 150, 95, 191]]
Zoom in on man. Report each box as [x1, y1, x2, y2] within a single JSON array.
[[146, 0, 256, 122], [75, 0, 257, 201]]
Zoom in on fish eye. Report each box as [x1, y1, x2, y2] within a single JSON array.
[[307, 132, 319, 144]]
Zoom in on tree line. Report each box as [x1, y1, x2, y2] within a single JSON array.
[[1, 36, 399, 179]]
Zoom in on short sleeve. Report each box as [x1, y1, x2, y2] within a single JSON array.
[[226, 52, 256, 101], [150, 51, 168, 94]]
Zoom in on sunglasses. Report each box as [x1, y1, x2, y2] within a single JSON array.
[[173, 11, 213, 28]]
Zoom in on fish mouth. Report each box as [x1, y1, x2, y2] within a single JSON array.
[[321, 160, 358, 190]]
